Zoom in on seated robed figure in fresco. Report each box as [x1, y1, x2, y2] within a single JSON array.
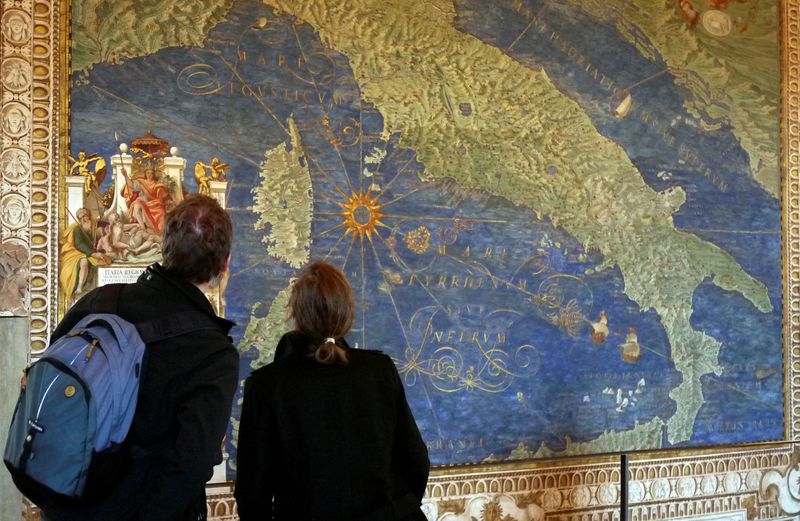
[[59, 207, 111, 303], [121, 163, 172, 234]]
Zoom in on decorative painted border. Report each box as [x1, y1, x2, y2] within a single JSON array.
[[0, 0, 58, 344], [3, 0, 800, 519], [783, 0, 800, 442], [1, 0, 34, 319], [132, 446, 796, 521]]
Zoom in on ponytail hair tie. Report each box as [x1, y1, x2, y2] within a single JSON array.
[[324, 337, 336, 344]]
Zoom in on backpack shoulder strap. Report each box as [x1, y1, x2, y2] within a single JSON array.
[[88, 283, 220, 344]]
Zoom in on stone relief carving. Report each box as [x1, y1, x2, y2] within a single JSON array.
[[2, 103, 30, 137], [437, 494, 542, 521], [650, 477, 670, 500], [1, 193, 28, 230], [0, 148, 30, 184], [0, 241, 29, 316], [760, 448, 800, 515], [569, 485, 591, 508], [724, 472, 743, 493], [677, 476, 697, 497], [701, 474, 718, 496], [597, 482, 617, 505], [628, 480, 645, 503], [2, 57, 32, 92], [2, 10, 31, 45]]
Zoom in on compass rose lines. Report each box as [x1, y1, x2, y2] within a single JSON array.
[[359, 232, 367, 350], [366, 237, 415, 352], [305, 155, 348, 196], [313, 220, 348, 240], [212, 51, 290, 136], [87, 84, 259, 167], [379, 184, 438, 207], [227, 258, 271, 280], [359, 104, 364, 194], [322, 230, 349, 262], [340, 229, 358, 272], [378, 156, 417, 195], [380, 214, 507, 224], [305, 125, 356, 195], [290, 23, 359, 195], [364, 238, 448, 442], [362, 144, 412, 192]]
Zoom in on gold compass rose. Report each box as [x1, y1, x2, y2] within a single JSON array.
[[337, 189, 386, 241]]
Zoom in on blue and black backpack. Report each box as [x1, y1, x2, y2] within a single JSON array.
[[3, 283, 217, 505]]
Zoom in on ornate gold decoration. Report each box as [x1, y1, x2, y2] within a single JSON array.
[[337, 189, 386, 241], [404, 225, 431, 254], [67, 151, 106, 194], [194, 157, 230, 195]]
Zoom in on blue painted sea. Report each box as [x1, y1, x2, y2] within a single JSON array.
[[69, 0, 782, 467]]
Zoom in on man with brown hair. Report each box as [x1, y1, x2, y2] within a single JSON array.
[[42, 194, 238, 521]]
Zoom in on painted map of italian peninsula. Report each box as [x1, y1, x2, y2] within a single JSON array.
[[70, 0, 781, 467]]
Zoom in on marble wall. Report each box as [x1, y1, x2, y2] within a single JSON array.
[[0, 317, 29, 521]]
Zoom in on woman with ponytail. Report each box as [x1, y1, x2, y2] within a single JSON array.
[[235, 261, 430, 521]]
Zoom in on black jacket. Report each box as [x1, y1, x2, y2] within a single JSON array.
[[235, 332, 430, 521], [42, 263, 239, 521]]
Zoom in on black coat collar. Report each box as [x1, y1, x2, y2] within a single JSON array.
[[140, 263, 236, 334]]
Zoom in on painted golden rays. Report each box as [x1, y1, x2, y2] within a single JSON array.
[[337, 188, 386, 242]]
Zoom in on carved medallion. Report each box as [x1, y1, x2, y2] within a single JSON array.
[[2, 10, 31, 45], [542, 489, 562, 510], [1, 103, 30, 138], [0, 148, 30, 184], [2, 57, 31, 92], [628, 480, 645, 502], [570, 486, 590, 508], [0, 241, 29, 316], [723, 472, 742, 493], [700, 474, 718, 495], [745, 469, 761, 490], [676, 476, 697, 498], [650, 478, 670, 500], [597, 483, 618, 505], [1, 193, 29, 230]]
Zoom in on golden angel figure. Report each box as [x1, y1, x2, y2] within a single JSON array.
[[194, 157, 230, 195]]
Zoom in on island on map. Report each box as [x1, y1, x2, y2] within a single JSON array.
[[68, 0, 782, 468]]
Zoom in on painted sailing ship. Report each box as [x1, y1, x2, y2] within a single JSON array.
[[618, 326, 641, 363], [611, 91, 633, 119]]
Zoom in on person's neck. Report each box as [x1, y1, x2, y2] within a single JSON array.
[[195, 281, 211, 294]]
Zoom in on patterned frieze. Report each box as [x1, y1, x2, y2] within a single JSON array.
[[160, 445, 798, 521]]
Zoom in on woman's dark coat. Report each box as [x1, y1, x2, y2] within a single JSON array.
[[235, 332, 430, 521]]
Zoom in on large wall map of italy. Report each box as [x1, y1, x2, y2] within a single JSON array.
[[69, 0, 782, 467]]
